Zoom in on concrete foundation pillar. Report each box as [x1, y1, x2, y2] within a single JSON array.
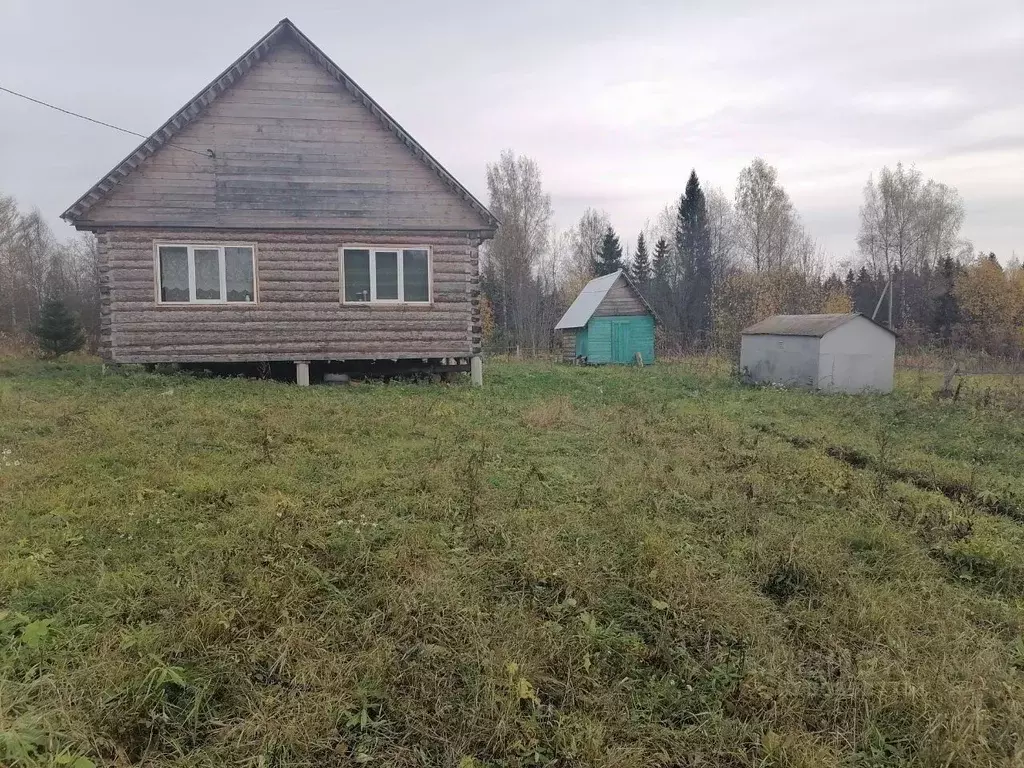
[[295, 361, 310, 387], [470, 355, 483, 387]]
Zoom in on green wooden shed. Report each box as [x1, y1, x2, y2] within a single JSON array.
[[555, 270, 657, 365]]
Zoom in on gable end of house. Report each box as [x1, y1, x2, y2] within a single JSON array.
[[62, 18, 497, 234]]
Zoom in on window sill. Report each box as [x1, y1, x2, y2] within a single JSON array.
[[340, 301, 434, 307], [156, 302, 259, 306]]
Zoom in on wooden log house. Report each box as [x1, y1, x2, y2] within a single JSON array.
[[62, 18, 498, 385]]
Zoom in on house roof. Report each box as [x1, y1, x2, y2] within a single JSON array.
[[741, 313, 895, 337], [554, 270, 655, 330], [61, 18, 498, 230]]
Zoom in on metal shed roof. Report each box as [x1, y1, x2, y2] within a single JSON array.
[[554, 270, 655, 330], [741, 313, 895, 337]]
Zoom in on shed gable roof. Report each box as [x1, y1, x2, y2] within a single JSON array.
[[741, 313, 895, 338], [555, 270, 655, 330], [61, 18, 497, 231]]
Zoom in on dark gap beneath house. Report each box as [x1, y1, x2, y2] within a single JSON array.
[[138, 358, 472, 384]]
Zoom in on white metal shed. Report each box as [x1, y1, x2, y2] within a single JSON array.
[[740, 313, 896, 393]]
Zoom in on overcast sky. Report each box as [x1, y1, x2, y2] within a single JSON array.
[[2, 0, 1021, 265]]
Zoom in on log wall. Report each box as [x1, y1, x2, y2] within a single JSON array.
[[561, 330, 577, 364], [97, 228, 481, 363]]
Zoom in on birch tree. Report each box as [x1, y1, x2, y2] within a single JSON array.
[[735, 158, 795, 272], [705, 186, 735, 275], [857, 164, 969, 327], [857, 163, 924, 279], [567, 208, 610, 291], [484, 150, 553, 348]]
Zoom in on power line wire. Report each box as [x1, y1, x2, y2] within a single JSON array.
[[0, 85, 212, 158]]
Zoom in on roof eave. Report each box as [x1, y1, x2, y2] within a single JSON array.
[[855, 312, 898, 336], [740, 312, 898, 338]]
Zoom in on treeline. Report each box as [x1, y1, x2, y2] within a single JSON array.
[[2, 160, 1021, 361], [482, 152, 1023, 357], [0, 195, 99, 348]]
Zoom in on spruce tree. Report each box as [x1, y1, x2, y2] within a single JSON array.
[[652, 238, 670, 284], [852, 266, 875, 314], [932, 256, 961, 341], [595, 226, 624, 276], [822, 273, 844, 296], [649, 237, 672, 328], [676, 170, 714, 342], [631, 232, 651, 284], [32, 298, 86, 358]]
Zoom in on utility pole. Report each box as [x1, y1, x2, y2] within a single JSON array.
[[871, 276, 896, 331]]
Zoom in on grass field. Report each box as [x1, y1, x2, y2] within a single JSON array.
[[1, 359, 1023, 767]]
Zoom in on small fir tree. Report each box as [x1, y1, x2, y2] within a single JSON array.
[[631, 232, 651, 284], [931, 256, 960, 341], [595, 226, 624, 276], [851, 266, 877, 314], [32, 298, 86, 358], [652, 237, 671, 285]]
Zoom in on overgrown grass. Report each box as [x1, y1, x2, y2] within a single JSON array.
[[1, 360, 1022, 767]]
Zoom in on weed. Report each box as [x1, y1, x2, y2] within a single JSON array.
[[762, 558, 820, 605]]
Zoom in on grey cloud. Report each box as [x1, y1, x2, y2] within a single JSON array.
[[0, 0, 1020, 260]]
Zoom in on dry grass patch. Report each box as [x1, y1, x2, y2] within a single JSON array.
[[521, 396, 578, 430]]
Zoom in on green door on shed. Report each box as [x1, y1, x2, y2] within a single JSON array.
[[611, 320, 633, 364], [584, 315, 654, 364]]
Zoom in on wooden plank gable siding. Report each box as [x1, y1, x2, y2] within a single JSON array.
[[96, 229, 480, 363], [79, 39, 485, 231], [592, 276, 648, 317]]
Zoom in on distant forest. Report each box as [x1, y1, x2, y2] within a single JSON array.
[[1, 157, 1021, 359], [482, 153, 1023, 358]]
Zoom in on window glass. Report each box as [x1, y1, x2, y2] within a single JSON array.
[[194, 248, 221, 300], [344, 249, 371, 301], [159, 246, 189, 302], [225, 247, 255, 302], [403, 249, 429, 302], [375, 251, 399, 300]]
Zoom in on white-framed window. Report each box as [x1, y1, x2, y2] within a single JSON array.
[[340, 246, 431, 304], [155, 244, 256, 304]]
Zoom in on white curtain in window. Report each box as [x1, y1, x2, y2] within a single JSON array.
[[194, 249, 220, 300], [159, 247, 189, 302], [225, 247, 254, 302]]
